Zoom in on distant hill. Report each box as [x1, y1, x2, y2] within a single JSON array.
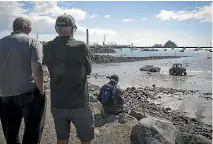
[[164, 40, 178, 48], [153, 44, 163, 48]]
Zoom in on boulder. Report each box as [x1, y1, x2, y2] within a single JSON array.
[[175, 132, 212, 144], [130, 117, 178, 144]]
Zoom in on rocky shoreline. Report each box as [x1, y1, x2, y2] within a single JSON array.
[[90, 55, 187, 64], [89, 47, 116, 53], [0, 60, 211, 144], [123, 87, 212, 139], [88, 83, 212, 143]]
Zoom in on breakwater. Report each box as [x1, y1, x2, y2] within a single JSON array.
[[90, 55, 187, 64]]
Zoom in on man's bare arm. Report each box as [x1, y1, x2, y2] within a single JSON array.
[[31, 63, 44, 95], [30, 39, 44, 95]]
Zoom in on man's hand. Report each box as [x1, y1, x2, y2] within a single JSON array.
[[31, 63, 44, 97], [39, 89, 45, 96]]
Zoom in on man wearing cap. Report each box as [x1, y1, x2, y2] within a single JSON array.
[[0, 17, 46, 144], [98, 74, 125, 115], [43, 14, 94, 144]]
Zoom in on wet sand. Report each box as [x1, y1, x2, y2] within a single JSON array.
[[89, 57, 211, 92], [88, 56, 212, 125]]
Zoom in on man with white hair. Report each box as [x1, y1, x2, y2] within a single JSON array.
[[43, 14, 94, 144], [0, 17, 46, 144]]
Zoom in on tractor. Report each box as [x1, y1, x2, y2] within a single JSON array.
[[169, 63, 187, 76]]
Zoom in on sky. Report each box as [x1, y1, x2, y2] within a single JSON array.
[[0, 1, 212, 47]]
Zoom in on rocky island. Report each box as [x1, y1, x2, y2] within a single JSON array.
[[164, 40, 178, 48], [153, 44, 163, 47]]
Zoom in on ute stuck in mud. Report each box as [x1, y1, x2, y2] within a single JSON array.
[[140, 65, 161, 72]]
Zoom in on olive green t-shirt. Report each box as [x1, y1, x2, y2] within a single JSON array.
[[43, 36, 92, 109]]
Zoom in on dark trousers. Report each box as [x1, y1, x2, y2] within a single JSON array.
[[103, 100, 124, 115], [0, 88, 46, 144]]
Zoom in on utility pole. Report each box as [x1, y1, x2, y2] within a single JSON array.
[[86, 29, 89, 46], [103, 34, 106, 46], [36, 32, 39, 40]]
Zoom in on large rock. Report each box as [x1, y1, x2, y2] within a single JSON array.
[[175, 132, 212, 144], [164, 40, 178, 48], [130, 117, 178, 144]]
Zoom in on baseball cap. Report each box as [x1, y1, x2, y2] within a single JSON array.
[[55, 14, 77, 29], [107, 74, 119, 82]]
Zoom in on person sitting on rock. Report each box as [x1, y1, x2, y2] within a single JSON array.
[[98, 74, 125, 115]]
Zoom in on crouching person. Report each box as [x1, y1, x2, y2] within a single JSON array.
[[98, 75, 125, 115]]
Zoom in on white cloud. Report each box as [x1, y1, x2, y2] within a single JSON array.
[[156, 3, 212, 22], [0, 1, 114, 36], [105, 15, 110, 18], [0, 1, 211, 47], [1, 27, 211, 47], [76, 25, 116, 36], [89, 14, 98, 19], [122, 18, 132, 22], [0, 2, 28, 30], [142, 18, 147, 20], [32, 1, 87, 20], [0, 1, 87, 33]]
